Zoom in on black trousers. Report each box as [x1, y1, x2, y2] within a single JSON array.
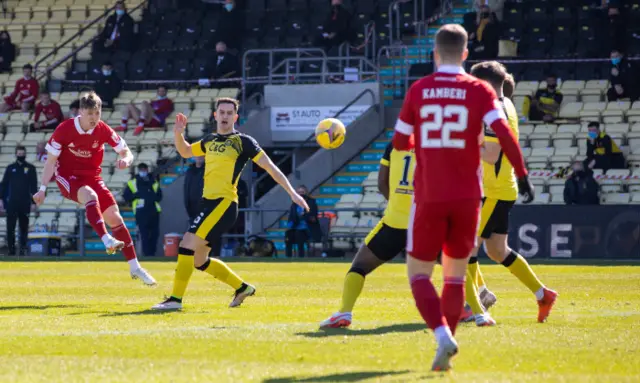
[[7, 209, 29, 253], [285, 229, 308, 258], [137, 217, 159, 257]]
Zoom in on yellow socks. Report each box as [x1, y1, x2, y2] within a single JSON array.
[[339, 271, 366, 313], [465, 268, 484, 315], [197, 257, 244, 290], [475, 263, 486, 289], [502, 251, 544, 295], [171, 251, 195, 300]]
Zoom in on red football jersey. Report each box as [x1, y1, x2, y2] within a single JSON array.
[[9, 77, 39, 103], [150, 98, 174, 124], [394, 65, 525, 202], [34, 100, 64, 124], [45, 117, 127, 177]]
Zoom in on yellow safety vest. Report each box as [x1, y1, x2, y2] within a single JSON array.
[[127, 179, 161, 214]]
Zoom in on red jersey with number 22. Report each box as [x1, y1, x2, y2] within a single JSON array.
[[394, 66, 513, 202], [45, 117, 127, 177]]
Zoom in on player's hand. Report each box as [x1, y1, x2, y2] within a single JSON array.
[[174, 113, 187, 135], [517, 175, 534, 204], [116, 158, 131, 170], [291, 192, 309, 212], [33, 190, 46, 206]]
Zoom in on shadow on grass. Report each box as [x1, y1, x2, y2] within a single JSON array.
[[263, 370, 411, 383], [296, 323, 425, 338], [0, 304, 86, 311], [99, 309, 184, 317]]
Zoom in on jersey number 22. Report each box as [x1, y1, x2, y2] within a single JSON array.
[[419, 105, 469, 149]]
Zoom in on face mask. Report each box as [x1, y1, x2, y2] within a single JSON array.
[[16, 155, 25, 162], [157, 95, 166, 100], [224, 3, 233, 12], [102, 69, 112, 76], [611, 57, 621, 65], [139, 171, 148, 177], [588, 131, 598, 139], [116, 9, 125, 16]]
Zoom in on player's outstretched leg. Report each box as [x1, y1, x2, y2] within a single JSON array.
[[76, 187, 125, 255], [103, 205, 157, 286], [469, 256, 497, 309], [319, 244, 387, 329], [485, 237, 557, 323]]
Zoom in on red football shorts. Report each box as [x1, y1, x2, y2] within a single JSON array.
[[407, 198, 481, 261], [146, 116, 163, 128], [55, 174, 117, 213]]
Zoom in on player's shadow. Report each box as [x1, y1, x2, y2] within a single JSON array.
[[99, 309, 184, 317], [263, 370, 410, 383], [296, 323, 425, 338], [0, 304, 86, 311]]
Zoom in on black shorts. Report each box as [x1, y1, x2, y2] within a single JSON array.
[[479, 197, 515, 239], [364, 220, 407, 262], [188, 197, 238, 246]]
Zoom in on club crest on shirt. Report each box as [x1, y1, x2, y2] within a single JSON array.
[[92, 141, 99, 148]]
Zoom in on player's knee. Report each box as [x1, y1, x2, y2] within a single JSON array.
[[348, 266, 369, 277]]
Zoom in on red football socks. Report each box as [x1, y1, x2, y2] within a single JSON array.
[[85, 201, 108, 238], [112, 224, 137, 261], [410, 274, 446, 331], [441, 276, 466, 335]]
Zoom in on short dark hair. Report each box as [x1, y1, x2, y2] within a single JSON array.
[[546, 74, 557, 80], [138, 163, 149, 170], [69, 100, 80, 109], [40, 90, 50, 96], [103, 61, 113, 67], [503, 73, 515, 99], [434, 24, 468, 59], [157, 85, 167, 90], [23, 64, 32, 70], [588, 121, 600, 130], [15, 145, 26, 153], [470, 61, 507, 89], [215, 97, 240, 112], [79, 91, 102, 110]]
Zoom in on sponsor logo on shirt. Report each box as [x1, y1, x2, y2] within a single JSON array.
[[68, 148, 93, 158]]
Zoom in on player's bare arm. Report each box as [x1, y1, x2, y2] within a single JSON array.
[[378, 163, 390, 200], [173, 113, 195, 158], [33, 153, 58, 205], [116, 146, 134, 170], [481, 142, 501, 165], [255, 154, 309, 212]]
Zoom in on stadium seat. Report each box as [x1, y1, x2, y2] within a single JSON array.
[[335, 194, 363, 211], [559, 102, 582, 119], [602, 193, 630, 204]]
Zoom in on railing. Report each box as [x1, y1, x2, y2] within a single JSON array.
[[35, 0, 149, 82], [248, 88, 377, 207], [271, 56, 378, 84], [57, 76, 243, 91], [338, 21, 376, 61]]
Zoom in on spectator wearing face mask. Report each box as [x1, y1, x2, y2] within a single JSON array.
[[285, 185, 319, 258], [120, 85, 174, 135], [93, 61, 121, 109], [564, 161, 600, 205], [68, 100, 80, 119], [585, 122, 626, 171], [522, 74, 563, 122], [123, 163, 163, 257], [467, 5, 500, 60], [217, 0, 243, 49], [0, 146, 37, 256], [212, 41, 238, 86], [607, 50, 636, 101], [30, 91, 64, 132], [96, 0, 135, 52], [314, 0, 352, 53], [607, 6, 627, 54]]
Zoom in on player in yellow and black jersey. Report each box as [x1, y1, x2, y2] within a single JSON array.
[[152, 97, 309, 311], [464, 62, 557, 326], [319, 142, 415, 328]]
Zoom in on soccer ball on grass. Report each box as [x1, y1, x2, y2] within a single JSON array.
[[315, 118, 346, 150]]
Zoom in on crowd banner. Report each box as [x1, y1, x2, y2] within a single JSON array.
[[270, 105, 370, 141], [499, 205, 640, 259]]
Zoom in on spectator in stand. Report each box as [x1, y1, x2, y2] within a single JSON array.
[[123, 163, 163, 257], [607, 50, 636, 101], [0, 64, 39, 113], [585, 122, 626, 171], [120, 85, 174, 135], [0, 31, 16, 73], [608, 6, 628, 54], [474, 0, 505, 21], [1, 146, 37, 256], [467, 4, 500, 60], [522, 74, 563, 122], [68, 100, 80, 119], [95, 0, 134, 53], [94, 61, 121, 109], [285, 185, 319, 258], [212, 42, 239, 86], [564, 161, 600, 205], [314, 0, 352, 53], [35, 141, 47, 162], [217, 0, 243, 49], [30, 91, 64, 132]]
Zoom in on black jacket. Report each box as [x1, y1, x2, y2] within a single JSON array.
[[212, 52, 238, 79], [1, 160, 37, 212], [609, 57, 636, 98], [100, 12, 135, 51], [184, 165, 205, 220], [122, 174, 163, 222], [0, 38, 15, 72], [287, 195, 321, 241], [94, 73, 121, 108], [564, 171, 599, 205], [323, 5, 351, 39]]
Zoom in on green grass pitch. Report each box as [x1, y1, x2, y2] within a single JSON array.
[[0, 260, 639, 382]]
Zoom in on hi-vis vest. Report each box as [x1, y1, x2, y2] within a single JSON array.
[[127, 179, 161, 214]]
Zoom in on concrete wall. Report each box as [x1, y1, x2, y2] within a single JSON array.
[[264, 83, 379, 107], [239, 108, 273, 147]]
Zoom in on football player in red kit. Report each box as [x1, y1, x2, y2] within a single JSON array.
[[32, 91, 156, 285], [0, 64, 39, 113], [31, 91, 64, 131], [392, 24, 534, 371], [119, 85, 174, 136]]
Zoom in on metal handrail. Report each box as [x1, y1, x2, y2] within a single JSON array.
[[249, 88, 377, 206], [388, 0, 402, 46], [279, 56, 378, 84], [36, 0, 148, 81]]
